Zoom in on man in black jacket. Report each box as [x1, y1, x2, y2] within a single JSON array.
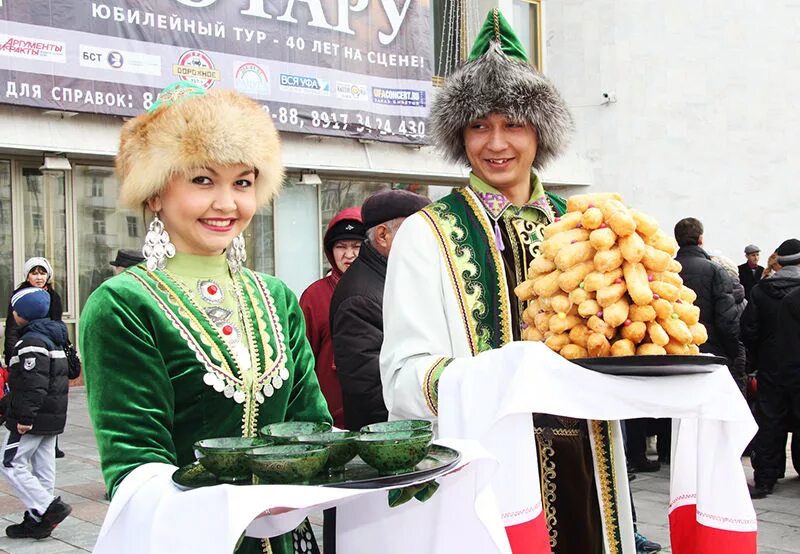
[[738, 244, 764, 300], [742, 238, 800, 498], [0, 288, 71, 539], [330, 190, 430, 431], [674, 218, 740, 365]]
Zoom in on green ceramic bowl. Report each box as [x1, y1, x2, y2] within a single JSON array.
[[289, 432, 359, 473], [355, 430, 433, 475], [360, 420, 433, 434], [247, 444, 329, 484], [194, 437, 271, 483], [258, 422, 332, 444]]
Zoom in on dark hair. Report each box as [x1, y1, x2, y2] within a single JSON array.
[[674, 217, 704, 247]]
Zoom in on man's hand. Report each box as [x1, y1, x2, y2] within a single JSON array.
[[17, 423, 32, 434]]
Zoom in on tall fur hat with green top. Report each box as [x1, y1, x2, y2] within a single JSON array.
[[429, 9, 573, 170]]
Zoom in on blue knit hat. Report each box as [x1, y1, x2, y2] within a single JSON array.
[[11, 288, 50, 321]]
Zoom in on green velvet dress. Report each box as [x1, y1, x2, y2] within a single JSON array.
[[80, 253, 332, 554]]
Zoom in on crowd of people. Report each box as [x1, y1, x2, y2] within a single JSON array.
[[0, 7, 772, 553], [617, 227, 800, 503]]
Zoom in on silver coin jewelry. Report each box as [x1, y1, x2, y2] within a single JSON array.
[[142, 213, 176, 271], [227, 233, 247, 273]]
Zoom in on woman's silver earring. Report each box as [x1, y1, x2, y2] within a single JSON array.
[[227, 233, 247, 273], [142, 213, 176, 271]]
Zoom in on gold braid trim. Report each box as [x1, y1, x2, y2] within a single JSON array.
[[590, 421, 622, 554], [535, 434, 558, 548]]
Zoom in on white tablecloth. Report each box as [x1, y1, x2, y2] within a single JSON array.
[[93, 438, 508, 554]]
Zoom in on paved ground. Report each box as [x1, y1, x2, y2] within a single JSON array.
[[0, 388, 796, 553]]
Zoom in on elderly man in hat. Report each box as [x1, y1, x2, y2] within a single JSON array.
[[379, 9, 649, 553], [330, 189, 430, 432], [742, 238, 800, 498], [109, 249, 145, 276], [738, 244, 764, 300]]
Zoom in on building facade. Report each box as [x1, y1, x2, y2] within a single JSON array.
[[0, 1, 590, 359]]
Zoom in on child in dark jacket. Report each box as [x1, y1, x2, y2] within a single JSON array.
[[0, 288, 71, 539]]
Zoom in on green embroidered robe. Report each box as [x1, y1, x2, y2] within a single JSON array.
[[80, 253, 331, 554]]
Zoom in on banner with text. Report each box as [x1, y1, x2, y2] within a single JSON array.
[[0, 0, 433, 143]]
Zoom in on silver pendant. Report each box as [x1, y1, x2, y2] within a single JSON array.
[[279, 368, 289, 381], [198, 280, 224, 304], [233, 390, 246, 404], [272, 375, 283, 389], [263, 383, 274, 397], [205, 307, 233, 324]]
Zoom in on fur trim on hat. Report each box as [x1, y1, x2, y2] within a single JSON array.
[[430, 42, 573, 170], [117, 89, 282, 209]]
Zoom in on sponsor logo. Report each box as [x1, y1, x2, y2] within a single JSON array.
[[24, 358, 36, 371], [233, 62, 270, 98], [335, 82, 368, 101], [0, 34, 65, 63], [172, 50, 220, 90], [107, 51, 123, 69], [371, 87, 426, 107], [278, 73, 330, 96], [79, 45, 161, 76]]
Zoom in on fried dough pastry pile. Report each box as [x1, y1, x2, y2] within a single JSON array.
[[515, 193, 708, 359]]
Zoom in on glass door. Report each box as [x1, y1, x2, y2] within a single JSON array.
[[18, 165, 70, 316]]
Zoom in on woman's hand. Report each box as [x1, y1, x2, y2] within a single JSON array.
[[17, 423, 32, 434]]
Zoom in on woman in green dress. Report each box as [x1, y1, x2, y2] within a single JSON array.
[[80, 82, 331, 554]]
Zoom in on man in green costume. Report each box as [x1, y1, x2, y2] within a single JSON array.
[[381, 9, 659, 553], [81, 82, 331, 554]]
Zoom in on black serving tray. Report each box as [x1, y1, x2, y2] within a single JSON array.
[[571, 355, 727, 377], [172, 444, 461, 491]]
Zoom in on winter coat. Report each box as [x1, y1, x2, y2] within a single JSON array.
[[330, 241, 389, 431], [738, 263, 764, 300], [4, 283, 63, 366], [4, 318, 69, 434], [675, 245, 740, 362], [741, 265, 800, 382], [729, 280, 748, 389], [299, 207, 362, 428], [777, 286, 800, 373]]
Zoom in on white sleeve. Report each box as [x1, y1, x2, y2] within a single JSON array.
[[380, 213, 460, 421]]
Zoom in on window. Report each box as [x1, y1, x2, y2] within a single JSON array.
[[126, 216, 139, 237], [31, 212, 43, 230], [0, 161, 11, 323], [74, 165, 140, 310], [91, 177, 104, 197], [93, 211, 106, 235], [512, 0, 543, 70]]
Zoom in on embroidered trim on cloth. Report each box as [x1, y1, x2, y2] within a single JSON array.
[[473, 189, 556, 223], [423, 357, 453, 416], [129, 267, 289, 437], [460, 188, 513, 346], [534, 431, 558, 548], [590, 420, 623, 554], [420, 204, 484, 355]]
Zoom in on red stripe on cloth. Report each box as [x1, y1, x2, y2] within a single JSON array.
[[505, 513, 551, 554], [669, 504, 757, 553]]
